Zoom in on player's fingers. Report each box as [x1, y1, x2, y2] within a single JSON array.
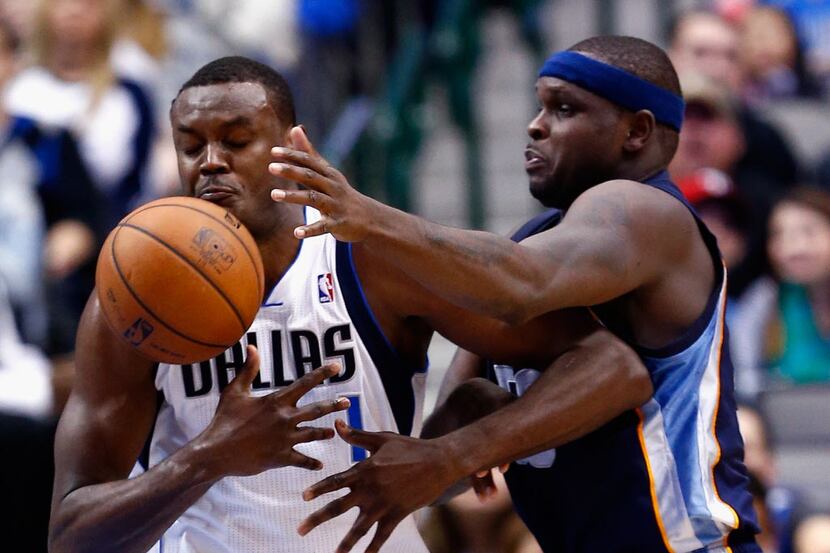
[[471, 471, 497, 501], [365, 519, 400, 553], [293, 219, 331, 240], [297, 495, 356, 536], [475, 463, 509, 478], [335, 513, 375, 553], [231, 345, 260, 390], [286, 449, 324, 471], [334, 419, 386, 452], [280, 362, 340, 405], [270, 188, 336, 212], [303, 466, 355, 501], [293, 425, 336, 444], [270, 147, 340, 184], [294, 397, 350, 423], [268, 162, 335, 193], [290, 125, 320, 157]]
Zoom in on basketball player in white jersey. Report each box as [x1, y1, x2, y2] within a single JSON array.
[[48, 57, 652, 553]]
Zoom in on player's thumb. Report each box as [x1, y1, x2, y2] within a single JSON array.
[[334, 419, 382, 452], [232, 345, 261, 389]]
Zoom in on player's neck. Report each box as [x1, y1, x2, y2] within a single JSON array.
[[256, 208, 306, 298], [611, 155, 667, 184]]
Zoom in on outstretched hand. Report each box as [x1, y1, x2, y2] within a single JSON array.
[[196, 345, 351, 477], [269, 127, 383, 242], [298, 420, 464, 553]]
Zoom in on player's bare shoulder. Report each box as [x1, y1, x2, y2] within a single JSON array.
[[569, 179, 699, 258], [76, 292, 156, 382]]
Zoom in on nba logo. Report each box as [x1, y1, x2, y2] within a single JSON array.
[[124, 318, 154, 346], [318, 273, 335, 303]]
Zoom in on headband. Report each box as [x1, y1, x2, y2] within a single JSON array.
[[538, 51, 684, 131]]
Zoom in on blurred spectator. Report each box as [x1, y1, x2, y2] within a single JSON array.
[[669, 71, 784, 300], [193, 0, 299, 70], [792, 513, 830, 553], [0, 266, 59, 553], [0, 0, 37, 46], [111, 0, 168, 92], [668, 8, 799, 196], [748, 471, 781, 553], [737, 403, 798, 552], [678, 168, 775, 398], [419, 470, 542, 553], [4, 0, 156, 230], [669, 9, 744, 93], [739, 6, 822, 105], [766, 187, 830, 384], [762, 0, 830, 88], [0, 12, 101, 353]]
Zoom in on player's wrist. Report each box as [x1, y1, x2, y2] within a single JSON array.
[[174, 437, 226, 486], [431, 433, 481, 482]]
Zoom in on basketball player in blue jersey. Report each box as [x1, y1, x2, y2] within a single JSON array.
[[48, 57, 652, 553], [270, 37, 762, 553]]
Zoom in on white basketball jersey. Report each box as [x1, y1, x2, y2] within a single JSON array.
[[148, 208, 429, 553]]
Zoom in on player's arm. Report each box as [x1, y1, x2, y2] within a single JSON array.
[[297, 321, 651, 553], [50, 295, 348, 553], [269, 128, 684, 324], [294, 250, 652, 552], [420, 349, 498, 442]]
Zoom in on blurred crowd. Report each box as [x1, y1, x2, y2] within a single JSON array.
[[0, 1, 829, 552]]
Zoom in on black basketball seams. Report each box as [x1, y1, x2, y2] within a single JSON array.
[[124, 201, 263, 295], [110, 225, 235, 349]]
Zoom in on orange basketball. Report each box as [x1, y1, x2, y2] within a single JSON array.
[[95, 196, 264, 364]]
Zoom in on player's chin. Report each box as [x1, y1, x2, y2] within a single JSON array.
[[528, 177, 563, 209]]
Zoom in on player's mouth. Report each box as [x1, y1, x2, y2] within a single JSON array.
[[524, 147, 546, 172], [197, 184, 237, 205]]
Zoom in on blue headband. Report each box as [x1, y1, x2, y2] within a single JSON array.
[[538, 51, 684, 131]]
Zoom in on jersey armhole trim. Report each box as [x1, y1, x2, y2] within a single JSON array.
[[335, 240, 424, 436]]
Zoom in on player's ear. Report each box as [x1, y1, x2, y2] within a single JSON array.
[[623, 110, 655, 153]]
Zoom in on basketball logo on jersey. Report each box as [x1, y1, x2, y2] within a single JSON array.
[[318, 273, 335, 303]]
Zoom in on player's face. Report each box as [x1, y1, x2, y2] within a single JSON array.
[[525, 77, 629, 208], [171, 82, 292, 239]]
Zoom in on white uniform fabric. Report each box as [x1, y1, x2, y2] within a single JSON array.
[[149, 208, 428, 553]]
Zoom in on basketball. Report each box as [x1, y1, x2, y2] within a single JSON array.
[[95, 196, 265, 364]]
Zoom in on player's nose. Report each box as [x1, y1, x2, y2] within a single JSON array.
[[200, 143, 230, 174], [527, 112, 549, 141]]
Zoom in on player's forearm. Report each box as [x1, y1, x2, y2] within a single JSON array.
[[49, 443, 221, 553], [366, 203, 553, 324], [434, 334, 652, 477]]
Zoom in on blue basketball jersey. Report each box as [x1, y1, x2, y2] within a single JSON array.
[[489, 171, 760, 553]]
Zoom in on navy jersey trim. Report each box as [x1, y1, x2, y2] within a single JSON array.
[[510, 208, 563, 242], [138, 364, 164, 470], [335, 241, 424, 436]]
